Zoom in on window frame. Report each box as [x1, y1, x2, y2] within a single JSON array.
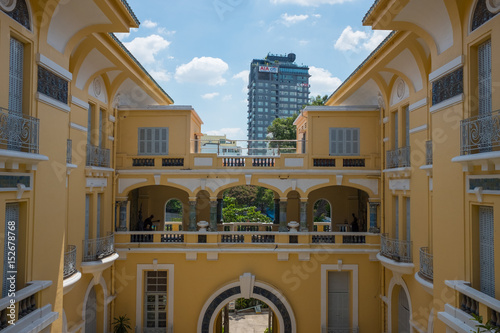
[[329, 127, 360, 156], [138, 127, 169, 156]]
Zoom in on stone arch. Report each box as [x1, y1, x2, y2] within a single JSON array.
[[3, 0, 32, 31], [469, 0, 499, 33], [197, 273, 296, 333], [387, 275, 413, 333], [82, 276, 109, 333], [164, 197, 184, 223]]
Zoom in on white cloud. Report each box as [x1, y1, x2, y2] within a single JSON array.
[[175, 57, 229, 86], [299, 40, 310, 46], [312, 14, 321, 18], [206, 128, 243, 137], [334, 26, 391, 52], [143, 20, 158, 28], [123, 34, 171, 64], [222, 94, 232, 101], [309, 66, 342, 96], [362, 30, 391, 51], [201, 92, 220, 99], [149, 70, 171, 82], [157, 27, 176, 35], [114, 28, 138, 41], [334, 26, 368, 52], [232, 70, 250, 92], [271, 0, 353, 6], [281, 13, 309, 26]]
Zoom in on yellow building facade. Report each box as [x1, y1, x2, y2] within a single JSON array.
[[0, 0, 499, 332]]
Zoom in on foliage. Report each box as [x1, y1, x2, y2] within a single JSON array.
[[224, 186, 274, 212], [264, 329, 273, 333], [470, 313, 500, 332], [313, 199, 331, 222], [309, 94, 329, 106], [112, 315, 131, 333], [222, 196, 272, 223], [266, 114, 299, 151], [165, 199, 182, 213]]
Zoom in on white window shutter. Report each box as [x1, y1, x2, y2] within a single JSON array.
[[138, 127, 169, 155], [9, 38, 23, 115], [479, 206, 495, 298], [353, 128, 360, 155], [329, 128, 336, 155], [337, 129, 344, 155], [478, 40, 492, 117], [345, 129, 352, 155]]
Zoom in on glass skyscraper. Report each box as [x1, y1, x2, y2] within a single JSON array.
[[246, 53, 310, 154]]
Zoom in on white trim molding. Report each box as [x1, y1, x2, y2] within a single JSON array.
[[321, 264, 358, 332], [429, 94, 463, 114], [429, 55, 464, 82], [36, 53, 73, 81], [136, 264, 174, 332], [70, 122, 88, 133], [409, 98, 427, 112], [409, 124, 427, 134], [71, 96, 89, 110], [37, 92, 71, 113]]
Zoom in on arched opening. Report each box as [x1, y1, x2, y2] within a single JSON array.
[[214, 298, 276, 333], [164, 198, 183, 231], [84, 286, 97, 332], [389, 284, 411, 333], [313, 199, 332, 231], [308, 186, 369, 232], [221, 185, 276, 231], [128, 185, 189, 231]]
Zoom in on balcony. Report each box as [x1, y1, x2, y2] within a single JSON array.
[[0, 108, 47, 169], [377, 234, 414, 275], [86, 144, 110, 168], [438, 280, 500, 333], [415, 247, 433, 295], [386, 146, 411, 169], [63, 245, 81, 294], [0, 281, 57, 332], [81, 234, 118, 281], [453, 110, 500, 171]]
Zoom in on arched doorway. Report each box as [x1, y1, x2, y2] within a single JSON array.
[[313, 199, 332, 231], [85, 287, 97, 333], [215, 298, 276, 333], [197, 273, 296, 333], [165, 198, 183, 231]]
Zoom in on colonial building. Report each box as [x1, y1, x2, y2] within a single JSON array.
[[0, 0, 499, 333]]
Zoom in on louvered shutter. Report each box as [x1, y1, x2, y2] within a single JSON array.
[[479, 206, 495, 298], [87, 105, 93, 146], [478, 40, 492, 117], [85, 194, 90, 242], [395, 197, 399, 240], [3, 203, 19, 297], [352, 128, 360, 155], [405, 106, 410, 147], [328, 271, 350, 329], [394, 112, 399, 149], [98, 109, 103, 147], [96, 194, 101, 239], [337, 129, 344, 155], [138, 128, 169, 155], [329, 128, 336, 155], [406, 198, 411, 241], [161, 128, 169, 155], [345, 129, 353, 155], [9, 38, 23, 115]]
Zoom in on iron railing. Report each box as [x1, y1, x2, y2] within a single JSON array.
[[419, 247, 433, 281], [82, 233, 115, 262], [386, 146, 410, 169], [426, 140, 432, 165], [66, 139, 72, 164], [380, 233, 412, 263], [461, 110, 500, 155], [0, 107, 39, 154], [63, 245, 77, 278], [86, 144, 110, 168], [193, 139, 303, 156]]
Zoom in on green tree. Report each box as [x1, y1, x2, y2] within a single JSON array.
[[222, 196, 271, 223], [223, 186, 274, 213], [309, 94, 329, 106], [267, 114, 299, 152]]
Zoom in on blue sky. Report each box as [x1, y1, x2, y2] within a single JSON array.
[[118, 0, 389, 140]]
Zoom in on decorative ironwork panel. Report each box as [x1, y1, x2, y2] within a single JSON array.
[[251, 234, 275, 243], [432, 67, 463, 106], [419, 247, 433, 281], [460, 110, 500, 155], [86, 144, 110, 168], [472, 0, 498, 31], [0, 107, 39, 153], [162, 158, 184, 167], [66, 139, 72, 164], [469, 178, 500, 191], [131, 234, 153, 243], [161, 234, 184, 243], [0, 174, 30, 189], [312, 235, 335, 243], [63, 245, 77, 278], [221, 234, 244, 243], [343, 235, 366, 244], [426, 140, 433, 165], [133, 158, 155, 167], [82, 233, 115, 262], [343, 159, 365, 167], [380, 233, 412, 263], [313, 158, 336, 167], [386, 146, 411, 169], [37, 66, 68, 104], [2, 0, 30, 30]]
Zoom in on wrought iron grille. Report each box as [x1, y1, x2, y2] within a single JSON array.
[[82, 233, 115, 262], [343, 158, 365, 167], [63, 245, 77, 278], [460, 111, 500, 155], [425, 141, 432, 165], [133, 158, 154, 167], [419, 247, 433, 281], [86, 144, 111, 168], [386, 146, 410, 169], [313, 158, 336, 167], [66, 139, 72, 164], [380, 233, 412, 263], [327, 328, 359, 333], [0, 108, 39, 153]]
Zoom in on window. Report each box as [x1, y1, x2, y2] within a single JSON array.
[[393, 111, 399, 149], [404, 106, 410, 147], [329, 128, 360, 156], [138, 128, 169, 155], [405, 198, 410, 241], [394, 196, 399, 240], [478, 39, 491, 117], [9, 37, 24, 114], [478, 206, 495, 297], [144, 271, 167, 329]]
